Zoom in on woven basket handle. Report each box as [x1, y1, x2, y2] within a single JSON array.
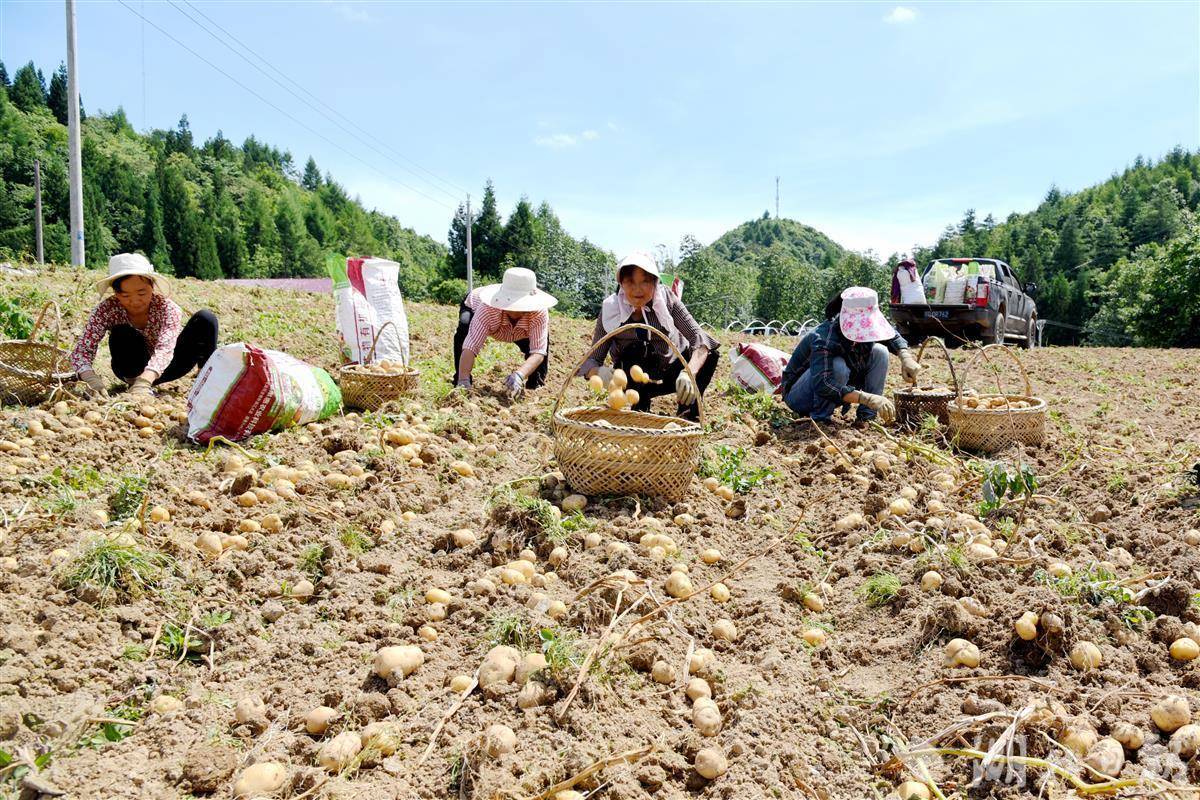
[[553, 322, 706, 428], [912, 337, 959, 393], [27, 301, 64, 381], [955, 343, 1033, 406], [363, 320, 405, 367]]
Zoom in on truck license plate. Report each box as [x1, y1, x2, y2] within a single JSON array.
[[925, 310, 950, 319]]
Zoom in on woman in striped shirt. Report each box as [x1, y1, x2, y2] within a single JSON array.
[[70, 253, 218, 400], [579, 252, 718, 422], [452, 267, 557, 399]]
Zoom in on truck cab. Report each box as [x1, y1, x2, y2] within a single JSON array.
[[890, 257, 1038, 348]]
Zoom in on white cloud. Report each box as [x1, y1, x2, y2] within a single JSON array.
[[534, 133, 579, 149], [884, 6, 917, 24], [325, 1, 370, 23], [581, 129, 600, 140]]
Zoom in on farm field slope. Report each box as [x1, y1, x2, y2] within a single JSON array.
[[0, 265, 1198, 800]]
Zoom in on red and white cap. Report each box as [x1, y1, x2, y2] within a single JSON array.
[[838, 287, 896, 343]]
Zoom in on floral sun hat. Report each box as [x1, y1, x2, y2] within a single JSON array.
[[838, 286, 897, 343]]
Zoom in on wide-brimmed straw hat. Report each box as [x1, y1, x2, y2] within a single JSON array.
[[94, 253, 170, 296], [838, 286, 896, 343], [478, 267, 557, 313], [616, 251, 661, 280]]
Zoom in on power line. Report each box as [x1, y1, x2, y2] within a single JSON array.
[[169, 0, 466, 203], [115, 0, 455, 213]]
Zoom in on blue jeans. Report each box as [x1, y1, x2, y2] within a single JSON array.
[[784, 343, 889, 422]]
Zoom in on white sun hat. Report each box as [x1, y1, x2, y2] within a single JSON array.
[[94, 253, 171, 296], [616, 250, 661, 280], [838, 286, 896, 343], [478, 267, 558, 313]]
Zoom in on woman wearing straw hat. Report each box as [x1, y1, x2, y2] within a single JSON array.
[[452, 267, 557, 399], [69, 253, 219, 400], [780, 286, 920, 426], [578, 251, 718, 422]]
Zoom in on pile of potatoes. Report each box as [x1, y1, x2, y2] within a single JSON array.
[[342, 359, 414, 375], [588, 368, 648, 411], [953, 392, 1036, 410]]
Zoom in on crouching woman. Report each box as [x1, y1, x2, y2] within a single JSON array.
[[70, 253, 219, 400], [579, 251, 718, 422], [781, 287, 919, 426]]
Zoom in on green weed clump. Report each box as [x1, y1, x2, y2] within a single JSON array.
[[700, 445, 779, 493], [857, 572, 901, 607], [58, 538, 173, 603]]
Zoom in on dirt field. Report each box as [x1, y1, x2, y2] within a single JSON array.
[[0, 265, 1197, 800]]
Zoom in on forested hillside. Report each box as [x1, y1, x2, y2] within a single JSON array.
[[913, 148, 1200, 345], [0, 60, 447, 296]]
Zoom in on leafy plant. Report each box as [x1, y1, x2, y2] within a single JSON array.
[[0, 297, 34, 340], [57, 538, 173, 603], [975, 461, 1037, 517], [80, 702, 142, 749], [723, 382, 792, 427], [108, 474, 149, 521], [488, 485, 565, 544], [857, 572, 901, 607], [1035, 563, 1154, 629], [338, 525, 374, 555], [484, 612, 535, 651], [699, 445, 779, 494], [539, 627, 584, 682], [161, 623, 206, 661], [298, 543, 328, 580]]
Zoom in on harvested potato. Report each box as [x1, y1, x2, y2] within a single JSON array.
[[233, 762, 288, 798], [450, 461, 475, 478], [694, 747, 728, 780], [449, 674, 474, 694], [561, 494, 588, 512], [692, 697, 722, 736], [665, 571, 693, 598], [485, 724, 517, 757], [318, 731, 362, 772], [1169, 637, 1199, 661], [373, 645, 424, 681], [689, 648, 716, 675], [1083, 737, 1124, 777], [360, 721, 401, 756], [945, 638, 980, 668], [1111, 721, 1144, 751], [686, 678, 711, 702], [1060, 724, 1098, 758], [1014, 611, 1039, 641], [305, 706, 337, 735], [802, 628, 827, 647], [1151, 695, 1192, 733], [1069, 641, 1102, 671], [479, 646, 520, 693], [234, 695, 266, 725], [149, 695, 183, 714], [699, 548, 722, 564], [710, 583, 731, 603], [588, 375, 605, 392], [425, 588, 451, 605], [711, 619, 738, 642], [802, 592, 825, 613], [148, 505, 170, 523], [651, 660, 675, 685], [610, 369, 628, 390], [1169, 724, 1200, 758], [920, 571, 943, 592], [291, 579, 315, 601], [896, 782, 930, 800]]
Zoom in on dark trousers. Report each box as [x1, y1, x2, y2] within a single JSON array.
[[451, 300, 549, 389], [611, 338, 719, 422], [110, 309, 218, 384]]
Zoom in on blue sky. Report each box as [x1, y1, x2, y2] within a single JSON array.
[[2, 1, 1197, 260]]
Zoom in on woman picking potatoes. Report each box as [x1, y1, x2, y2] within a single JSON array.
[[780, 286, 918, 426], [452, 267, 557, 399], [70, 253, 218, 400], [579, 251, 718, 421]]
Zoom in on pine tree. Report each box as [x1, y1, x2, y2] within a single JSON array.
[[501, 197, 538, 269], [0, 60, 9, 89], [303, 197, 335, 247], [10, 62, 47, 113], [301, 157, 321, 191], [446, 202, 469, 278], [47, 64, 68, 125], [194, 211, 223, 280], [212, 186, 247, 277], [1053, 214, 1082, 272], [241, 186, 278, 259], [472, 180, 503, 277], [139, 176, 173, 273]]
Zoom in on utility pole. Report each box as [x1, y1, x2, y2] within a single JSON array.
[[66, 0, 85, 267], [33, 160, 44, 264], [465, 194, 473, 294], [775, 176, 780, 219]]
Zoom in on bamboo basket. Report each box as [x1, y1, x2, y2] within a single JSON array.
[[894, 337, 959, 430], [946, 343, 1046, 453], [338, 322, 419, 410], [552, 323, 705, 501], [0, 302, 76, 405]]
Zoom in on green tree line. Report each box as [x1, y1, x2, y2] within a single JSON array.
[[0, 59, 446, 296], [913, 147, 1199, 345]]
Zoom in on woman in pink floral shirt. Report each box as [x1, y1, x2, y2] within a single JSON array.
[[70, 254, 218, 399]]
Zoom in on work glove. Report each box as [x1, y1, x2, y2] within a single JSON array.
[[899, 349, 921, 383], [675, 373, 698, 406], [503, 372, 526, 400], [127, 376, 155, 400], [856, 391, 896, 424], [78, 371, 108, 399]]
